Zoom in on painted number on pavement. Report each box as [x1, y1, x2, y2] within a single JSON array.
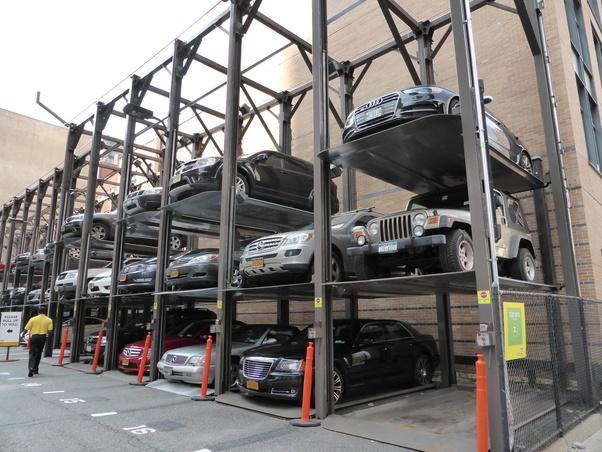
[[123, 425, 156, 435]]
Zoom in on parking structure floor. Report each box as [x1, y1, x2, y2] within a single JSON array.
[[0, 347, 406, 452]]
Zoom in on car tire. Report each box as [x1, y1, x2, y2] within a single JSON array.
[[90, 222, 110, 241], [510, 248, 536, 282], [169, 234, 185, 251], [230, 359, 240, 389], [413, 354, 433, 386], [331, 251, 344, 282], [440, 229, 474, 273], [448, 97, 460, 114], [231, 268, 242, 288], [333, 366, 345, 404], [235, 173, 250, 196], [518, 151, 533, 174]]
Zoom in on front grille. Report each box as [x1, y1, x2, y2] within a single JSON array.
[[164, 354, 188, 365], [243, 358, 274, 380], [400, 103, 439, 114], [123, 346, 142, 358], [247, 237, 283, 252], [177, 160, 198, 174], [355, 93, 399, 129], [378, 214, 413, 242], [86, 337, 97, 345]]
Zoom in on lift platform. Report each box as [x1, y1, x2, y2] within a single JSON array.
[[60, 236, 159, 258], [166, 191, 313, 235], [319, 114, 545, 195]]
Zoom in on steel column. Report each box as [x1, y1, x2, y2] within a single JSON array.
[[435, 292, 455, 387], [278, 96, 292, 156], [71, 102, 114, 362], [532, 158, 556, 285], [0, 206, 9, 273], [339, 63, 357, 212], [214, 0, 247, 395], [149, 40, 186, 380], [106, 75, 150, 371], [2, 199, 21, 290], [450, 1, 510, 450], [25, 181, 48, 295], [417, 25, 435, 84], [312, 0, 334, 419], [18, 190, 34, 255]]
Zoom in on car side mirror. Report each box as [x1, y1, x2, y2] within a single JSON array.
[[263, 337, 277, 345], [254, 153, 268, 162], [483, 95, 493, 105], [329, 165, 343, 178]]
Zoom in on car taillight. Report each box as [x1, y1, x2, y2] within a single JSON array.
[[331, 181, 337, 190]]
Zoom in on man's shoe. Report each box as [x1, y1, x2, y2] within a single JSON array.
[[28, 371, 33, 377], [33, 370, 38, 375]]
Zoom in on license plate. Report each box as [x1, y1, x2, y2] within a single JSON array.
[[365, 107, 383, 121], [163, 366, 173, 376], [171, 174, 182, 184], [378, 241, 398, 254], [120, 358, 129, 366], [119, 274, 127, 282], [251, 258, 264, 268], [170, 270, 179, 278], [246, 380, 259, 390]]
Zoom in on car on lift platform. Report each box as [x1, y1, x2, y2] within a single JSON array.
[[349, 188, 536, 281], [342, 85, 533, 173], [55, 265, 111, 299], [117, 257, 166, 293], [239, 209, 381, 287], [168, 150, 340, 213], [61, 210, 188, 251], [123, 187, 162, 216], [238, 319, 439, 404]]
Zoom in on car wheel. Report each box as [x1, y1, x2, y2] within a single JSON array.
[[90, 222, 109, 241], [235, 173, 249, 196], [331, 252, 344, 282], [333, 367, 345, 404], [448, 97, 460, 114], [169, 234, 184, 251], [230, 360, 240, 389], [68, 248, 80, 259], [231, 268, 242, 288], [518, 151, 533, 174], [413, 354, 433, 386], [440, 229, 474, 273], [510, 248, 536, 282]]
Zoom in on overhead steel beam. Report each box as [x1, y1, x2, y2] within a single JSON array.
[[241, 84, 280, 151], [147, 84, 226, 120], [383, 0, 421, 32]]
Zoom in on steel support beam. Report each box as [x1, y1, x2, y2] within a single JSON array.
[[2, 200, 21, 290], [435, 292, 455, 387], [517, 0, 593, 405], [106, 75, 150, 371], [214, 0, 248, 396], [312, 0, 335, 419], [71, 101, 115, 362], [417, 24, 435, 84], [532, 158, 556, 285], [25, 181, 49, 295], [150, 40, 188, 380], [18, 190, 34, 255], [450, 1, 510, 450], [338, 63, 357, 212], [0, 206, 10, 269]]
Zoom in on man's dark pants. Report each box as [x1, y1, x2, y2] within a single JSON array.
[[29, 335, 47, 372]]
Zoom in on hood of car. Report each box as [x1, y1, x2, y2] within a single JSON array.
[[242, 340, 308, 360]]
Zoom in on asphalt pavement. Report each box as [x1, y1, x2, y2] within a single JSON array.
[[0, 347, 406, 452]]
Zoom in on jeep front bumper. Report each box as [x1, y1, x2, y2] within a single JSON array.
[[347, 234, 447, 256]]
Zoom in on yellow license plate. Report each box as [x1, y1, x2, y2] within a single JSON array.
[[170, 270, 179, 278], [121, 358, 129, 366], [171, 174, 182, 184], [246, 380, 259, 390], [251, 258, 264, 268], [119, 274, 127, 282]]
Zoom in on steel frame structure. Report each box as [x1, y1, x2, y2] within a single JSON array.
[[0, 1, 589, 449]]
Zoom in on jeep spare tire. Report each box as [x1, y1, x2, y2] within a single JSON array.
[[440, 229, 474, 273]]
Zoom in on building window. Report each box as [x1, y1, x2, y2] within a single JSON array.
[[567, 0, 602, 170]]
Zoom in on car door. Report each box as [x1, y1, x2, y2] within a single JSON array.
[[383, 321, 415, 380], [348, 323, 389, 383], [251, 153, 285, 202], [282, 156, 313, 206], [494, 192, 511, 259], [485, 114, 512, 161]]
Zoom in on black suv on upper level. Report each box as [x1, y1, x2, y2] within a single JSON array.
[[169, 151, 340, 213], [342, 85, 533, 173]]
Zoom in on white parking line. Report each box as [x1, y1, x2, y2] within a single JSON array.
[[90, 412, 118, 417], [7, 377, 25, 380], [43, 390, 65, 394], [192, 449, 213, 452], [0, 372, 10, 375]]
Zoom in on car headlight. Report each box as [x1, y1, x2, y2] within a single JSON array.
[[412, 212, 427, 226], [191, 254, 219, 264], [160, 352, 168, 361], [413, 226, 425, 237], [145, 187, 162, 195], [368, 222, 379, 237], [344, 112, 355, 128], [101, 336, 106, 346], [200, 156, 221, 166], [283, 232, 313, 246], [275, 359, 304, 372], [187, 356, 205, 366]]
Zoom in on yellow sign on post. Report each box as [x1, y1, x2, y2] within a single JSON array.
[[503, 302, 527, 361], [477, 290, 491, 305]]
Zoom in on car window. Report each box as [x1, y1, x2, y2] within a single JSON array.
[[486, 118, 511, 150], [283, 157, 310, 174], [385, 322, 412, 340], [507, 199, 526, 228], [356, 324, 387, 345], [176, 321, 211, 338], [265, 327, 297, 343], [264, 154, 284, 169], [232, 325, 268, 343]]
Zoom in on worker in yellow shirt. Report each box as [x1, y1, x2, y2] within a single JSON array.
[[24, 307, 53, 377]]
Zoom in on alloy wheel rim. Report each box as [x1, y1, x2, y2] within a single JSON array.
[[520, 153, 532, 173], [524, 255, 535, 281], [458, 239, 474, 270], [333, 369, 343, 403], [235, 176, 246, 194], [231, 268, 242, 288], [69, 248, 80, 259], [416, 357, 430, 385], [170, 235, 181, 250], [91, 224, 106, 240]]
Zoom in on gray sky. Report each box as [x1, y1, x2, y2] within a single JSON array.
[[0, 0, 227, 125]]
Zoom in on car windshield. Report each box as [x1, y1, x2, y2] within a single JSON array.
[[170, 320, 211, 338], [407, 190, 469, 210], [232, 325, 267, 344], [293, 323, 355, 343]]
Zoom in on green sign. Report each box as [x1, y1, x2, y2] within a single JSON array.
[[503, 302, 527, 361]]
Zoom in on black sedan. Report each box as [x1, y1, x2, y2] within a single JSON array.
[[123, 187, 162, 216], [342, 85, 533, 173], [169, 151, 340, 213], [165, 248, 219, 290], [238, 319, 439, 404], [118, 257, 167, 293], [9, 287, 26, 306], [62, 210, 188, 251]]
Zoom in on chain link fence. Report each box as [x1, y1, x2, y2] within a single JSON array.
[[500, 291, 598, 451]]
